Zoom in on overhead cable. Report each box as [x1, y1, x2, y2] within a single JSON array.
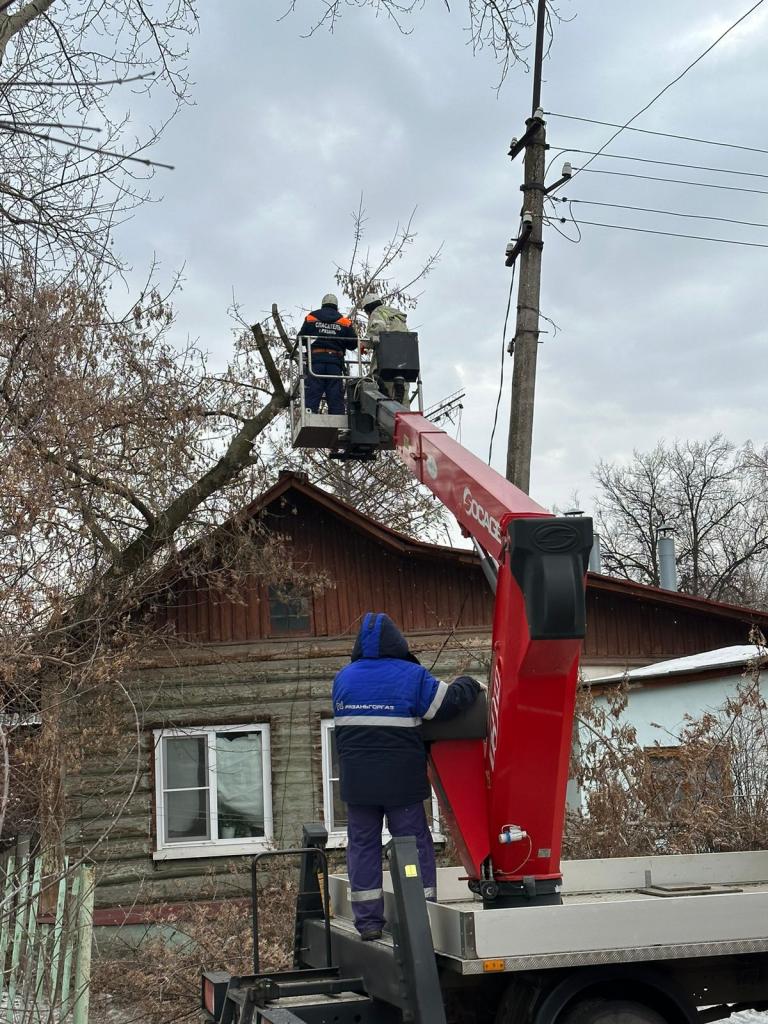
[[571, 165, 768, 197], [545, 112, 768, 158], [488, 260, 517, 465], [554, 0, 766, 191], [543, 214, 768, 250], [554, 147, 768, 181], [0, 123, 174, 169], [551, 196, 768, 232]]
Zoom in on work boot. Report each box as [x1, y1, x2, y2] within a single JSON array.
[[360, 929, 382, 942]]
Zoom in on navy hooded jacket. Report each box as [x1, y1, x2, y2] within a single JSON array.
[[300, 304, 358, 359], [332, 613, 481, 806]]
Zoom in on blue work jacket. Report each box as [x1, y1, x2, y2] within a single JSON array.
[[332, 613, 480, 806]]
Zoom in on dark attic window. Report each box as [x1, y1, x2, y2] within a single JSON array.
[[268, 584, 312, 636]]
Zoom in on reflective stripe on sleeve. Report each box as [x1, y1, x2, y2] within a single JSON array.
[[422, 680, 449, 721], [424, 887, 437, 899], [335, 716, 420, 728], [350, 888, 384, 902]]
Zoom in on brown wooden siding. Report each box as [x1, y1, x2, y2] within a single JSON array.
[[155, 493, 494, 643], [582, 589, 755, 663], [154, 487, 760, 664]]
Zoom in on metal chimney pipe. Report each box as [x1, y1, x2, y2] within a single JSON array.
[[658, 527, 678, 591], [588, 533, 602, 574]]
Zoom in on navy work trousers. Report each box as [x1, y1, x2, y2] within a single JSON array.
[[304, 355, 345, 415], [346, 802, 436, 936]]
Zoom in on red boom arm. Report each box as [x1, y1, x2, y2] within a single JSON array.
[[394, 412, 592, 905]]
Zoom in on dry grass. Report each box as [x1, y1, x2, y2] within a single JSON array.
[[92, 864, 297, 1024]]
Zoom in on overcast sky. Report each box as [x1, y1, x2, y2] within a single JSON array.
[[118, 0, 768, 516]]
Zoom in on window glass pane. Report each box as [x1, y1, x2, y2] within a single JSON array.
[[166, 789, 210, 842], [268, 585, 311, 635], [216, 732, 265, 838], [164, 735, 207, 789], [331, 782, 347, 830], [327, 727, 346, 830], [329, 727, 340, 779]]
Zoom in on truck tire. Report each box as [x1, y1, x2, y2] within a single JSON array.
[[559, 999, 670, 1024]]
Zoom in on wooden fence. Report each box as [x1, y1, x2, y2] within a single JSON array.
[[0, 837, 94, 1024]]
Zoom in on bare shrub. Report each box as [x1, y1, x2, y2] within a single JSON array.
[[92, 862, 297, 1024], [566, 643, 768, 859]]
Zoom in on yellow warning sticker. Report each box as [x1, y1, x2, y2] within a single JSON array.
[[404, 864, 418, 878]]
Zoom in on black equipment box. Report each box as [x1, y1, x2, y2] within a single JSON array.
[[375, 331, 420, 382]]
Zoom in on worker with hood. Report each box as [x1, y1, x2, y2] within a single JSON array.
[[332, 612, 482, 940], [299, 293, 358, 414], [360, 292, 411, 406]]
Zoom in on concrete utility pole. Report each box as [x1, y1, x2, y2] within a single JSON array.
[[505, 0, 548, 493]]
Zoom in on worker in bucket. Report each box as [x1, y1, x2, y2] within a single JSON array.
[[299, 293, 358, 414], [332, 612, 482, 941], [360, 292, 410, 406]]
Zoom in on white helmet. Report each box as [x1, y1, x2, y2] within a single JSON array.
[[361, 292, 383, 312], [322, 293, 339, 308]]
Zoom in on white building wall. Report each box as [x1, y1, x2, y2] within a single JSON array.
[[589, 672, 759, 748]]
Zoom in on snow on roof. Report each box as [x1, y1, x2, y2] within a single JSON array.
[[590, 644, 768, 685]]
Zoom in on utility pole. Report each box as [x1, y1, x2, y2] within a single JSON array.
[[505, 0, 548, 493]]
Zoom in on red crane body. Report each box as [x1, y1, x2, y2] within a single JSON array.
[[393, 411, 592, 902]]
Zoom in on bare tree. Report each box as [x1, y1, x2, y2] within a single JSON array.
[[283, 0, 566, 85], [2, 194, 453, 881], [594, 436, 768, 606], [0, 0, 197, 277]]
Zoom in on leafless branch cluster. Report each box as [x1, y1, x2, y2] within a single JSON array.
[[594, 435, 768, 607], [91, 862, 298, 1024], [0, 264, 302, 863], [282, 0, 566, 84], [267, 201, 449, 542], [333, 197, 442, 326], [0, 0, 197, 278], [566, 634, 768, 859]]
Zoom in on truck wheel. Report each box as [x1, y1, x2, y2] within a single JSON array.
[[559, 999, 669, 1024]]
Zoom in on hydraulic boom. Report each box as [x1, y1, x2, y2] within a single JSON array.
[[356, 380, 593, 906]]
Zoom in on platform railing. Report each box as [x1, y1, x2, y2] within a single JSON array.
[[291, 334, 424, 416]]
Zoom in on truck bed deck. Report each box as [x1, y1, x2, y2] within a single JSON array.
[[318, 850, 768, 974]]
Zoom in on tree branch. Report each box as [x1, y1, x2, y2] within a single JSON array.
[[250, 321, 287, 399], [271, 303, 295, 356]]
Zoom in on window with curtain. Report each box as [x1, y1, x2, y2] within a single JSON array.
[[153, 724, 273, 859]]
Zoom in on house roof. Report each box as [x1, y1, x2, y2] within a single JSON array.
[[583, 571, 768, 626], [245, 470, 481, 565], [174, 469, 768, 626], [590, 644, 768, 685]]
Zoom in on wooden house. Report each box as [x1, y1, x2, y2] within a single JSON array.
[[69, 472, 768, 924]]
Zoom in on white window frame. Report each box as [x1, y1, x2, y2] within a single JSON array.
[[320, 719, 444, 849], [153, 723, 273, 861]]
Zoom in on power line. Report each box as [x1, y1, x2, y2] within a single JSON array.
[[550, 196, 768, 232], [0, 120, 102, 132], [0, 73, 156, 89], [488, 260, 517, 465], [555, 147, 768, 181], [571, 165, 768, 197], [559, 0, 767, 191], [543, 214, 768, 250], [0, 123, 174, 169], [545, 111, 768, 158]]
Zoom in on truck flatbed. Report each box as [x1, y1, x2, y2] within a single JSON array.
[[311, 850, 768, 975]]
